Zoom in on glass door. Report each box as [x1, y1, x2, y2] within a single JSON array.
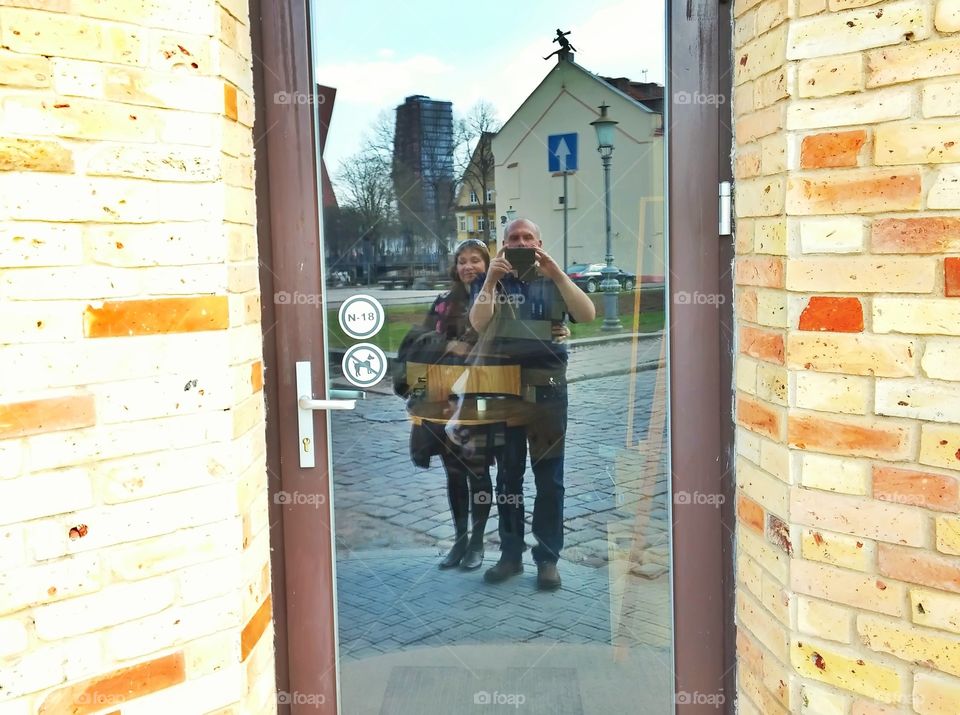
[[311, 4, 676, 713]]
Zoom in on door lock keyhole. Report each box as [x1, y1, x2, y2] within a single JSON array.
[[302, 437, 311, 453]]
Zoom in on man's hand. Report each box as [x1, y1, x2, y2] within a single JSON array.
[[486, 249, 513, 283], [534, 247, 563, 281]]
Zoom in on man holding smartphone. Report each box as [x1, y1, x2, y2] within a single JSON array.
[[469, 218, 595, 590]]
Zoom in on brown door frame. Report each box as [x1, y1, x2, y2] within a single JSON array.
[[253, 1, 736, 712]]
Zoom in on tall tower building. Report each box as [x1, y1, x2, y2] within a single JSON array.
[[392, 95, 455, 243]]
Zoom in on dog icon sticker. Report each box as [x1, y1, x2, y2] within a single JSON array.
[[341, 343, 387, 387]]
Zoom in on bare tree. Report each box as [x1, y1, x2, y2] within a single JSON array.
[[455, 101, 502, 242], [337, 149, 395, 244]]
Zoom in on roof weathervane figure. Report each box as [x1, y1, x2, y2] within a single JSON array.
[[544, 28, 576, 61]]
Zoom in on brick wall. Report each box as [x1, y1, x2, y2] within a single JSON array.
[[0, 1, 273, 712], [734, 0, 960, 713]]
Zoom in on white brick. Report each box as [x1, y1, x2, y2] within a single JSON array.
[[121, 665, 242, 715], [0, 617, 29, 657], [929, 166, 960, 209], [0, 223, 83, 268], [795, 372, 871, 415], [85, 144, 220, 181], [0, 645, 66, 699], [798, 596, 853, 643], [177, 553, 243, 604], [874, 298, 960, 336], [923, 78, 960, 118], [0, 468, 94, 526], [0, 524, 26, 569], [33, 574, 176, 640], [0, 553, 101, 616], [84, 222, 227, 267], [24, 483, 238, 560], [796, 451, 870, 494], [88, 370, 233, 424], [105, 592, 242, 660], [787, 1, 932, 60], [797, 217, 868, 253], [922, 338, 960, 380], [876, 378, 960, 423], [0, 440, 25, 480], [787, 87, 913, 130], [0, 301, 86, 343], [801, 681, 851, 714], [936, 0, 960, 33]]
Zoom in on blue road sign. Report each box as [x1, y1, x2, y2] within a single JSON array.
[[547, 133, 578, 172]]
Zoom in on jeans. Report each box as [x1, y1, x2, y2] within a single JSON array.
[[495, 386, 568, 564]]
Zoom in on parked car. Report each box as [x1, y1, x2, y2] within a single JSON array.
[[566, 263, 636, 293]]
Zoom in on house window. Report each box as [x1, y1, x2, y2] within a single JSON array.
[[478, 217, 486, 231], [458, 216, 466, 232], [486, 189, 494, 202], [469, 191, 478, 204]]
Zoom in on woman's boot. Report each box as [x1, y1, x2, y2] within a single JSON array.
[[439, 518, 469, 569], [460, 483, 492, 570], [440, 467, 470, 569]]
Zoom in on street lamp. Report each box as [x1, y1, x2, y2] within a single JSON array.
[[590, 103, 620, 331]]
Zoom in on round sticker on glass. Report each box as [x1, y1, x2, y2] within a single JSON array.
[[341, 343, 388, 388], [338, 294, 385, 340]]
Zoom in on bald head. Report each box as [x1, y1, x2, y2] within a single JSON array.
[[503, 218, 542, 248]]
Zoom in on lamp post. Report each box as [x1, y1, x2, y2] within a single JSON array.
[[590, 102, 620, 331]]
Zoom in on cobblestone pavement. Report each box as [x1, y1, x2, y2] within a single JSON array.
[[328, 335, 672, 710]]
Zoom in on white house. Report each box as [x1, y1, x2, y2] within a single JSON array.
[[493, 57, 664, 283]]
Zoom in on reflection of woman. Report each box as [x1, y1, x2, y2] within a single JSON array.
[[424, 239, 494, 570]]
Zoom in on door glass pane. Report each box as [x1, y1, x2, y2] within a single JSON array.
[[313, 4, 671, 712]]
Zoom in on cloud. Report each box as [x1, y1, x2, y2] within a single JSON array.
[[316, 54, 455, 106]]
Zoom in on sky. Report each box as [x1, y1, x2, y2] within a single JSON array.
[[312, 0, 666, 179]]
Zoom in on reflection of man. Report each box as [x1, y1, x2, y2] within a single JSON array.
[[469, 218, 595, 590]]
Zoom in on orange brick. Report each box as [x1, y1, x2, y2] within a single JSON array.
[[871, 217, 960, 254], [251, 361, 263, 393], [798, 297, 863, 332], [739, 492, 767, 533], [879, 543, 960, 594], [787, 170, 922, 214], [738, 395, 783, 440], [39, 652, 185, 714], [83, 296, 229, 337], [0, 394, 95, 439], [789, 414, 911, 460], [736, 256, 785, 288], [800, 130, 867, 169], [738, 288, 760, 323], [946, 257, 960, 297], [873, 465, 960, 512], [241, 594, 272, 661], [741, 326, 785, 365], [223, 82, 238, 121]]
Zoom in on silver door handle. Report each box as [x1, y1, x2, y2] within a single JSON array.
[[298, 396, 356, 410], [295, 361, 357, 468]]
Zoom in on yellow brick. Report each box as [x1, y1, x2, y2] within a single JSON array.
[[735, 0, 765, 16], [923, 78, 960, 118], [788, 256, 934, 293], [740, 524, 790, 583], [735, 23, 789, 85], [911, 587, 960, 635], [760, 439, 790, 482], [936, 0, 960, 33], [792, 487, 928, 547], [798, 595, 853, 643], [71, 0, 217, 33], [738, 359, 759, 393], [874, 298, 960, 336], [740, 590, 789, 662], [875, 121, 960, 165], [787, 87, 912, 130], [920, 423, 960, 470], [937, 515, 960, 556], [83, 222, 226, 267], [0, 50, 52, 88], [757, 360, 788, 403], [736, 176, 785, 217], [150, 30, 212, 75], [762, 650, 793, 710], [735, 9, 757, 49], [929, 166, 960, 209], [755, 68, 788, 109], [798, 0, 827, 15], [801, 682, 851, 715], [739, 552, 764, 599], [759, 133, 788, 175], [791, 638, 903, 703], [788, 2, 931, 60], [867, 38, 960, 87], [739, 426, 764, 463], [797, 216, 868, 253], [802, 527, 874, 571], [0, 8, 144, 65], [787, 333, 916, 378], [876, 379, 960, 424], [859, 614, 960, 677], [791, 558, 905, 617], [755, 217, 787, 254], [830, 0, 884, 8], [738, 103, 786, 144], [797, 451, 870, 494], [735, 81, 756, 116], [798, 54, 864, 99], [795, 372, 870, 415], [913, 671, 960, 715], [740, 456, 789, 518], [762, 569, 791, 625]]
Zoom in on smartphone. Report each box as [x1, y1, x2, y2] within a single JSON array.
[[504, 247, 537, 282]]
